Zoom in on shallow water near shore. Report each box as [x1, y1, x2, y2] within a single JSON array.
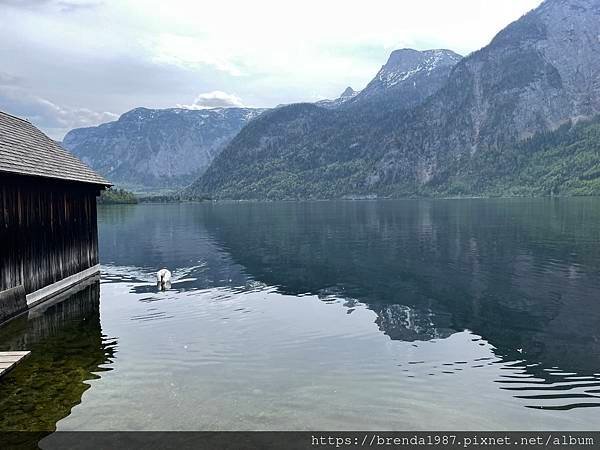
[[1, 199, 600, 431]]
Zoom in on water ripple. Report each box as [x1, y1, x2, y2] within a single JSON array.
[[496, 364, 600, 411]]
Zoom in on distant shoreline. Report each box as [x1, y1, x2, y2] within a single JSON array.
[[98, 194, 600, 206]]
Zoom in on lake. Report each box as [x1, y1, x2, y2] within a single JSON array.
[[1, 199, 600, 432]]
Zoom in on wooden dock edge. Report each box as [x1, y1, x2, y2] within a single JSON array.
[[0, 264, 101, 328], [0, 269, 100, 378], [26, 264, 101, 308], [27, 274, 100, 319], [0, 351, 31, 379]]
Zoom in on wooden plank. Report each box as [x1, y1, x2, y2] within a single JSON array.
[[0, 351, 30, 379], [0, 356, 25, 363], [0, 351, 30, 356], [26, 265, 100, 307]]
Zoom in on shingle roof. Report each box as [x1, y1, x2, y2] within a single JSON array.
[[0, 110, 110, 187]]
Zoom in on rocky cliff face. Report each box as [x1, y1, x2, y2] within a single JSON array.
[[190, 47, 463, 199], [315, 86, 359, 109], [349, 48, 462, 110], [62, 107, 264, 191], [189, 0, 600, 200], [373, 0, 600, 188]]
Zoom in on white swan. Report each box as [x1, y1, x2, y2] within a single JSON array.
[[156, 268, 172, 290]]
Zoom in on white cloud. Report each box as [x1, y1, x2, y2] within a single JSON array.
[[0, 0, 545, 137], [0, 71, 22, 86], [178, 91, 245, 109], [152, 34, 244, 77], [0, 82, 117, 139], [133, 0, 543, 82], [1, 0, 103, 14]]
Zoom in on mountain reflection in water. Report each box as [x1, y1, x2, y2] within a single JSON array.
[[197, 200, 600, 411], [96, 200, 600, 416], [2, 199, 599, 433], [200, 203, 598, 354]]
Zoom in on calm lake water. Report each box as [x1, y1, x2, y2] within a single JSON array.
[[1, 199, 600, 432]]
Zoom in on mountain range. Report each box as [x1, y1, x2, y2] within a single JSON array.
[[62, 46, 464, 194], [64, 0, 600, 199], [315, 86, 359, 109], [62, 107, 264, 192], [187, 47, 465, 199], [187, 0, 600, 199]]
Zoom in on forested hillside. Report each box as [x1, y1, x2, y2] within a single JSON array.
[[433, 116, 600, 197], [186, 0, 600, 200]]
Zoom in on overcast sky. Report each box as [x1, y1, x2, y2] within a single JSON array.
[[0, 0, 543, 139]]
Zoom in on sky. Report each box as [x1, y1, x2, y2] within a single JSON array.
[[0, 0, 544, 139]]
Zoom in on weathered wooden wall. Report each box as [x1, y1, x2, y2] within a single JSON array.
[[0, 174, 101, 295]]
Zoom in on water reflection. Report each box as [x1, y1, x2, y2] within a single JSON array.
[[195, 200, 600, 410], [45, 199, 599, 428], [0, 280, 116, 431], [4, 200, 600, 433], [373, 304, 454, 341]]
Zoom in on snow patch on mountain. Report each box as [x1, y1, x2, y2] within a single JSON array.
[[316, 86, 360, 109], [62, 106, 266, 192], [376, 49, 462, 88]]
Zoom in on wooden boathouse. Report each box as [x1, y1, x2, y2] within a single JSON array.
[[0, 110, 110, 324]]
